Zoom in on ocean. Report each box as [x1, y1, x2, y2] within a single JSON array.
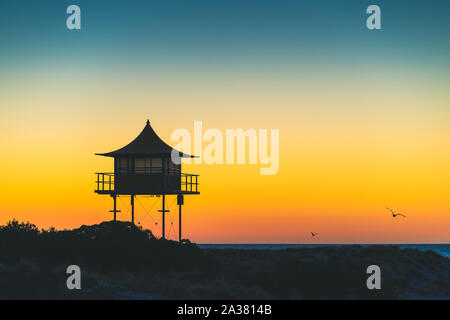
[[198, 244, 450, 258]]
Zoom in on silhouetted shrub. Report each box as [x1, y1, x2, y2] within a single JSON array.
[[0, 220, 212, 272]]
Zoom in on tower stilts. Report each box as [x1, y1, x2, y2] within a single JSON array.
[[109, 194, 121, 222], [131, 195, 135, 225], [177, 194, 184, 242], [162, 194, 165, 238], [179, 203, 182, 242], [113, 194, 117, 221], [158, 194, 170, 239]]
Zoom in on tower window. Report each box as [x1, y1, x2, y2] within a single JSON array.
[[116, 158, 132, 174], [134, 158, 163, 174]]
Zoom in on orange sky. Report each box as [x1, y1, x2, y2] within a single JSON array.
[[1, 1, 450, 243], [1, 86, 449, 243]]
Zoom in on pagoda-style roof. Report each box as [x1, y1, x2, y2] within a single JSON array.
[[96, 120, 195, 158]]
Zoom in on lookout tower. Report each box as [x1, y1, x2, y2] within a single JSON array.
[[95, 120, 199, 241]]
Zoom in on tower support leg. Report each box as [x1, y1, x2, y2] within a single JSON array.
[[113, 194, 117, 221], [179, 203, 182, 242], [162, 194, 165, 239], [131, 195, 135, 225], [177, 194, 184, 242]]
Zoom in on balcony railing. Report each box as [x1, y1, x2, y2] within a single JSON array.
[[181, 173, 199, 193], [96, 172, 115, 192], [95, 172, 199, 194]]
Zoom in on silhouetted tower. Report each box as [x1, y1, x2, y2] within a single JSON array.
[[95, 120, 199, 241]]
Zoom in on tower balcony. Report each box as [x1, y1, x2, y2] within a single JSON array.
[[95, 172, 199, 195]]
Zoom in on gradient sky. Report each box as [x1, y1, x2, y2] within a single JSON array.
[[1, 0, 449, 243]]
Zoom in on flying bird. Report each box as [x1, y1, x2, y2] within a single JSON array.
[[386, 207, 406, 218], [311, 232, 317, 237]]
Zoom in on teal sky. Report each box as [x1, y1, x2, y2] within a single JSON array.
[[1, 0, 450, 74], [2, 0, 449, 128]]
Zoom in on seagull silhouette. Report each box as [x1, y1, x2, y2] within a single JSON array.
[[311, 232, 317, 237], [386, 207, 406, 218]]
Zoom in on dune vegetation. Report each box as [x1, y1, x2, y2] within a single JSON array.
[[0, 220, 448, 299]]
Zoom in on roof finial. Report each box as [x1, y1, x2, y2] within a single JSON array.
[[146, 119, 150, 125]]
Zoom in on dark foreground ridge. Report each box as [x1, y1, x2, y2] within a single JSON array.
[[0, 220, 448, 299]]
